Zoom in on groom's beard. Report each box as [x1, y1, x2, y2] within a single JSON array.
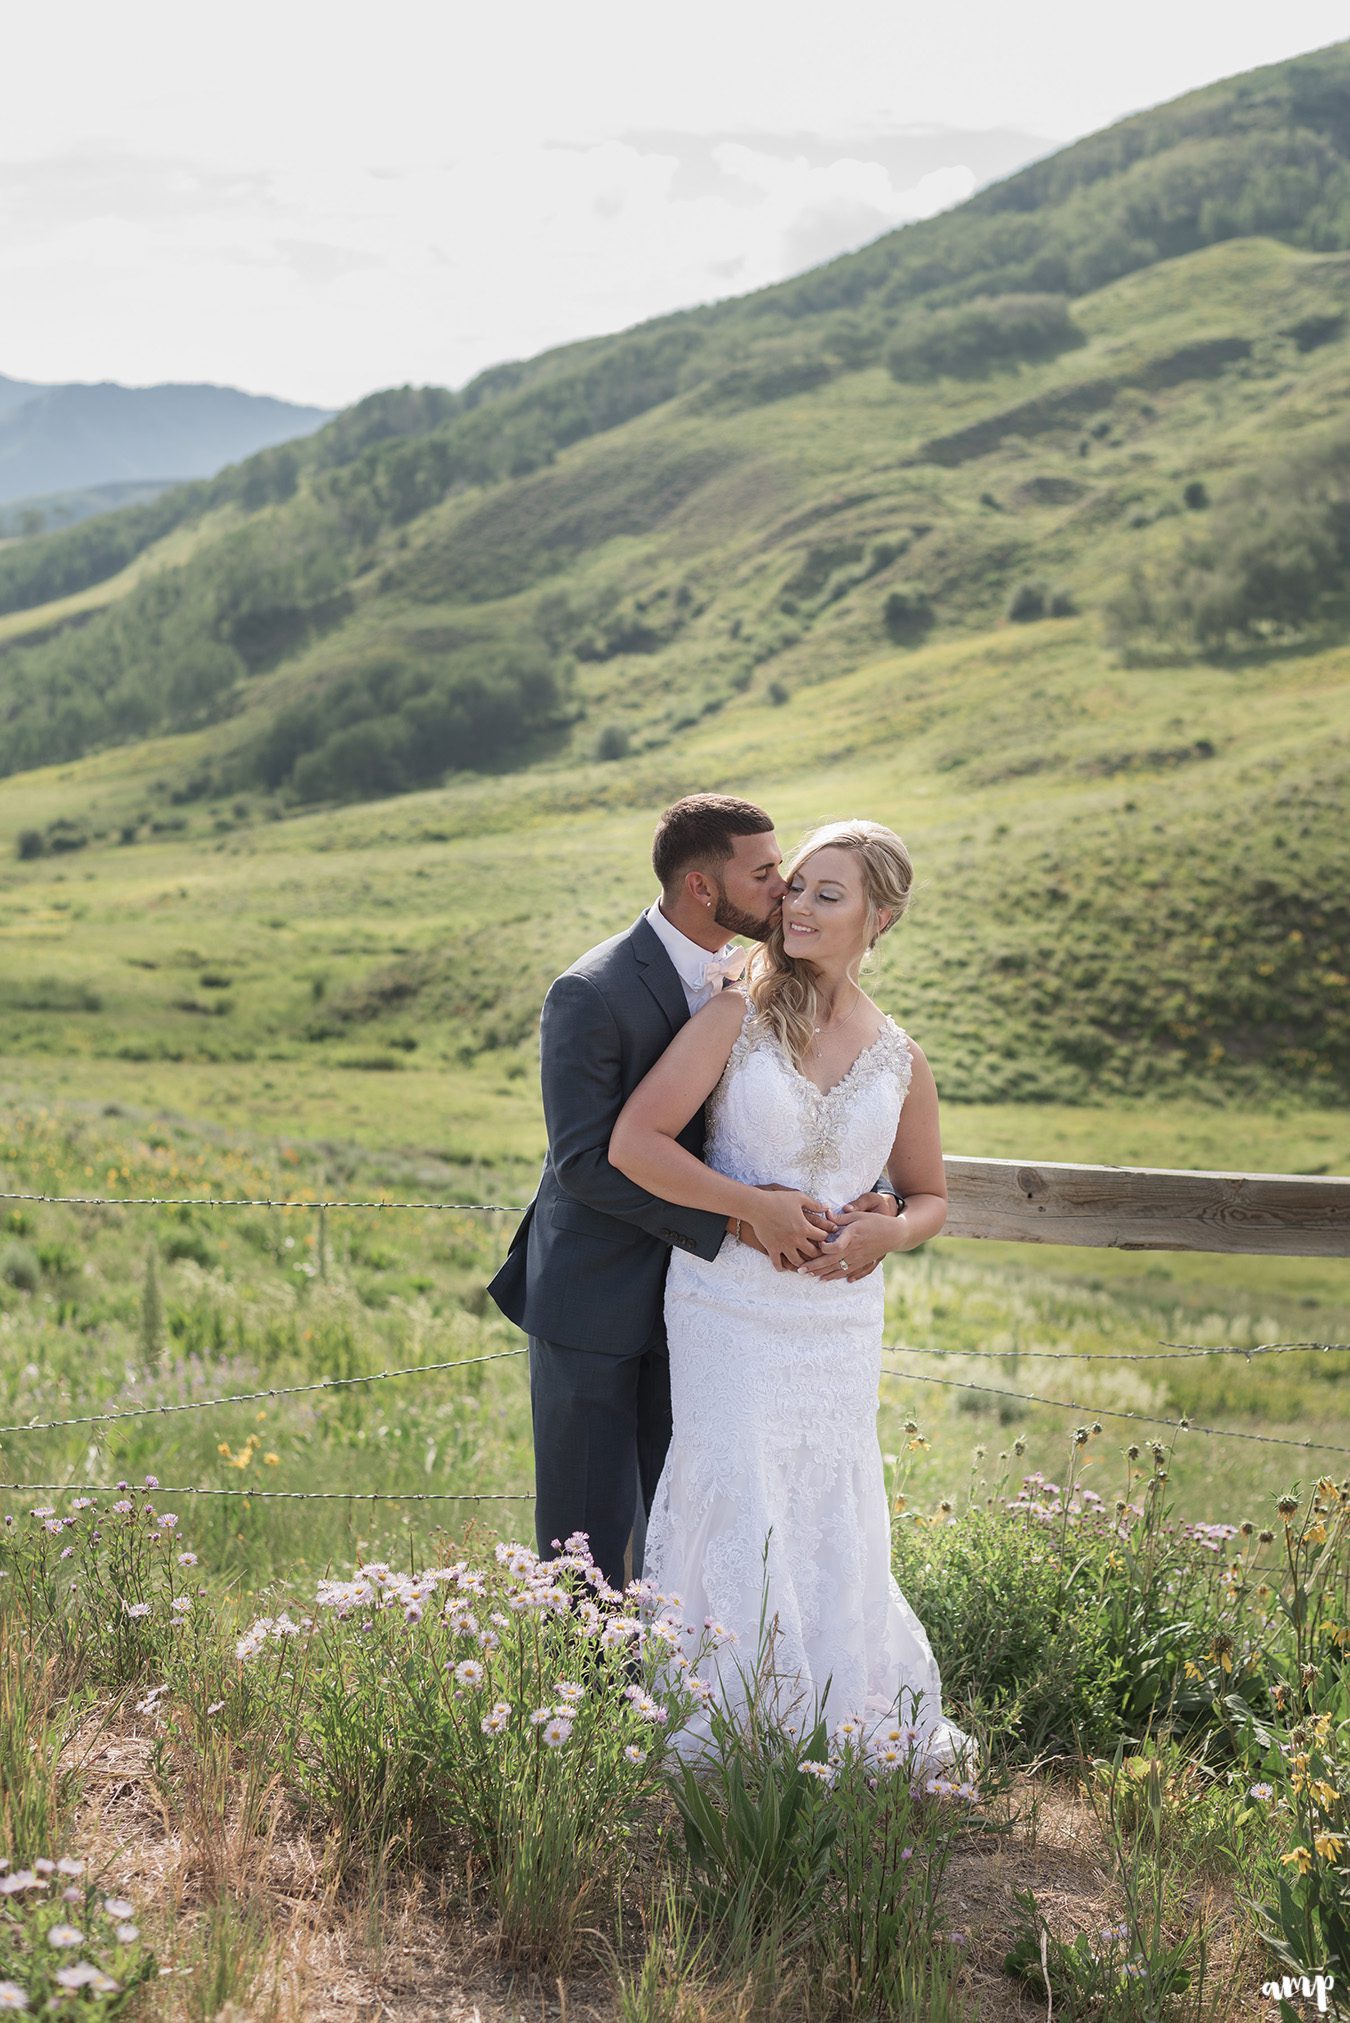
[[713, 889, 780, 943]]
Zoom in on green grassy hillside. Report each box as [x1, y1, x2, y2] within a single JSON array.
[[0, 47, 1346, 1113]]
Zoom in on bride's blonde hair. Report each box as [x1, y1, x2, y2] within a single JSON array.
[[747, 819, 914, 1067]]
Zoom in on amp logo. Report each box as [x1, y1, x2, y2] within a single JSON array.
[[1261, 1972, 1337, 2015]]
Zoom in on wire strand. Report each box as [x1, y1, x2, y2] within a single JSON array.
[[0, 1482, 533, 1503], [880, 1363, 1350, 1456], [0, 1348, 528, 1438], [0, 1189, 524, 1212]]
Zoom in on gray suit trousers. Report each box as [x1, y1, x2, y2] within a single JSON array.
[[528, 1326, 672, 1590]]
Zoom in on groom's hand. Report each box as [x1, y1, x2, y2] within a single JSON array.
[[843, 1190, 901, 1221]]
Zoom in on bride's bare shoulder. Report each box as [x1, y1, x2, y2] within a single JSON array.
[[691, 986, 752, 1032]]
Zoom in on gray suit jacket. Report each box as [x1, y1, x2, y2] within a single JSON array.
[[488, 913, 728, 1353]]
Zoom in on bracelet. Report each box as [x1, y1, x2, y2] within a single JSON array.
[[733, 1217, 743, 1245]]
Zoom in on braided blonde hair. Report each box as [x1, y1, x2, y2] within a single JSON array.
[[747, 819, 914, 1067]]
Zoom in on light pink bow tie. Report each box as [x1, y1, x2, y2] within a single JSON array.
[[701, 946, 747, 989]]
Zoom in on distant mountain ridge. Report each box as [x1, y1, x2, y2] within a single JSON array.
[[0, 374, 332, 509]]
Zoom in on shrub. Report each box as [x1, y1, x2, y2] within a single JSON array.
[[16, 829, 43, 861], [1007, 582, 1047, 622], [883, 587, 935, 643], [0, 1242, 40, 1292], [594, 723, 631, 762], [1183, 479, 1210, 510], [886, 294, 1083, 383]]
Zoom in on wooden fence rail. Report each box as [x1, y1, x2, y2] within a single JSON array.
[[941, 1158, 1350, 1258]]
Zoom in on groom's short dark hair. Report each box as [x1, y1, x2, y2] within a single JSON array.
[[652, 794, 775, 892]]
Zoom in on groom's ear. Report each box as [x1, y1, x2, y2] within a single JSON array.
[[685, 867, 717, 911]]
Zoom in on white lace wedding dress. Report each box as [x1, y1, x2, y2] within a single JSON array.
[[645, 1003, 968, 1769]]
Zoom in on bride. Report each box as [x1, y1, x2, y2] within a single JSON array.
[[609, 819, 968, 1769]]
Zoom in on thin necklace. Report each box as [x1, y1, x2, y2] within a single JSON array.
[[812, 983, 862, 1041]]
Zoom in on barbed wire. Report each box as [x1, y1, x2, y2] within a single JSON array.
[[890, 1339, 1349, 1363], [880, 1364, 1350, 1457], [0, 1189, 523, 1213], [0, 1482, 533, 1503], [2, 1331, 1347, 1447], [0, 1347, 529, 1438], [5, 1339, 1344, 1444]]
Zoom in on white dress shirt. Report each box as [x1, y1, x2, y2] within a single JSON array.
[[644, 899, 742, 1016]]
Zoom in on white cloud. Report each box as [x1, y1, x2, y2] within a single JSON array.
[[0, 0, 1344, 407]]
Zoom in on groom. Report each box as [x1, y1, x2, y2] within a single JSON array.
[[489, 792, 900, 1588], [489, 794, 794, 1587]]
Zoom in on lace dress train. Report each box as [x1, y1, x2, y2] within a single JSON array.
[[645, 1007, 969, 1770]]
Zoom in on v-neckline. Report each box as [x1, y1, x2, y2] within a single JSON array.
[[780, 1019, 893, 1102]]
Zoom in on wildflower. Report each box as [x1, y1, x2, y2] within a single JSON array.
[[236, 1619, 273, 1661], [799, 1760, 833, 1781], [47, 1924, 84, 1948], [177, 1552, 198, 1567], [59, 1546, 74, 1560], [30, 1505, 55, 1518], [624, 1744, 644, 1765], [529, 1707, 553, 1725], [1281, 1846, 1314, 1874], [115, 1921, 139, 1941], [206, 1701, 225, 1717], [103, 1899, 134, 1920], [481, 1702, 511, 1735], [71, 1498, 93, 1511], [112, 1500, 133, 1514], [122, 1601, 151, 1620], [453, 1659, 485, 1688], [157, 1512, 179, 1529], [1249, 1783, 1274, 1802], [57, 1964, 119, 1993], [171, 1596, 192, 1614], [43, 1519, 64, 1535], [0, 1982, 25, 2009], [1314, 1832, 1346, 1861], [555, 1680, 584, 1703], [33, 1862, 54, 1875], [543, 1717, 572, 1747]]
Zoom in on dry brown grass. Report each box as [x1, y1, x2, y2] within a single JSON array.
[[60, 1717, 1259, 2021]]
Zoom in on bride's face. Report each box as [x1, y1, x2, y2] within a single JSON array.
[[783, 846, 871, 968]]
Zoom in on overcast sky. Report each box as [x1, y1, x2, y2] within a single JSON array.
[[4, 1, 1346, 411]]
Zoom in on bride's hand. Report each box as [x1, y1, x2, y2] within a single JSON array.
[[797, 1210, 895, 1282], [745, 1188, 835, 1270]]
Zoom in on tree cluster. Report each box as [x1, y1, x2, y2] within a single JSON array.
[[1105, 424, 1350, 654]]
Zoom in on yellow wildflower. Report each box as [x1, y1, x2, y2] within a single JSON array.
[[1281, 1846, 1314, 1874], [263, 1452, 279, 1466], [1314, 1833, 1345, 1862], [1184, 1660, 1205, 1683]]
